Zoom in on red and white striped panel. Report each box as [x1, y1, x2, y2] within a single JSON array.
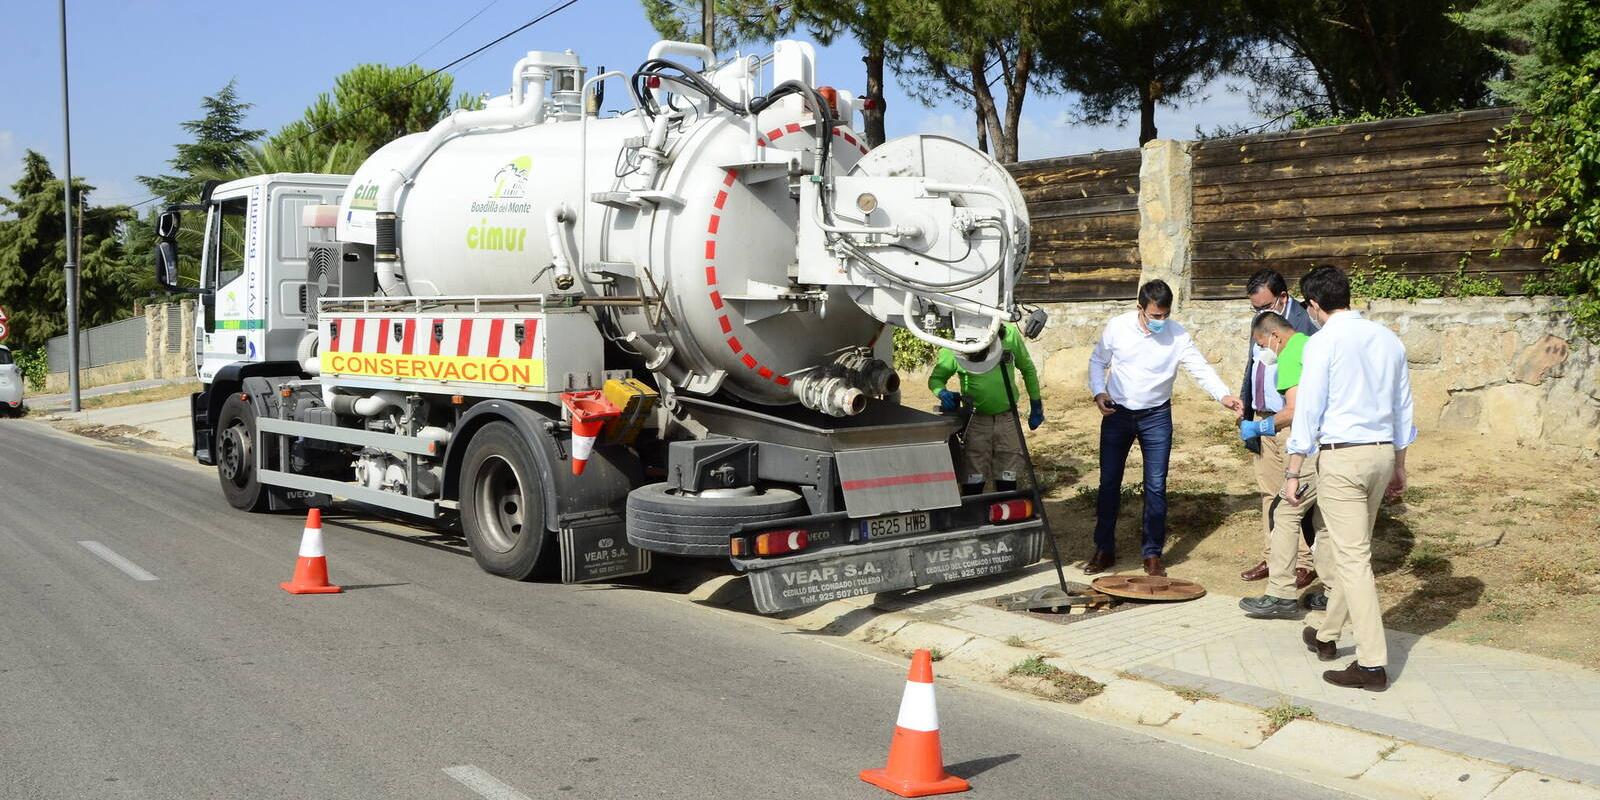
[[322, 315, 544, 361]]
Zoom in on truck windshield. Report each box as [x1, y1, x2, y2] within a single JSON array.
[[209, 197, 249, 287], [0, 349, 11, 365]]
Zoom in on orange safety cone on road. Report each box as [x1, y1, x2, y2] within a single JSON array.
[[860, 648, 971, 797], [280, 508, 342, 594]]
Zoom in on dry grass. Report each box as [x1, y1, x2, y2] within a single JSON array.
[[76, 381, 200, 411], [1263, 700, 1314, 733], [1007, 656, 1106, 703]]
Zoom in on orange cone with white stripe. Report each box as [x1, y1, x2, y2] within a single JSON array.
[[562, 391, 620, 476], [280, 509, 342, 594], [569, 415, 604, 476], [860, 649, 971, 797]]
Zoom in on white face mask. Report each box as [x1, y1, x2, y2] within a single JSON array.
[[1258, 346, 1278, 366]]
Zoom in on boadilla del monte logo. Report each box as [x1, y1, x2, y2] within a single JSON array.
[[492, 156, 531, 199]]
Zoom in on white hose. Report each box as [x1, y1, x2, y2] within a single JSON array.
[[901, 293, 1004, 355]]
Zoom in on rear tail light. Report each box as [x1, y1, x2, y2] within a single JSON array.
[[754, 528, 809, 556], [989, 499, 1034, 523]]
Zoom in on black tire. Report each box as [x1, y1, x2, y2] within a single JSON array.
[[626, 482, 806, 557], [216, 393, 269, 512], [458, 421, 551, 580]]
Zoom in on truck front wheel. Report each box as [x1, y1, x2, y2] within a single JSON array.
[[216, 393, 269, 512], [459, 421, 551, 580]]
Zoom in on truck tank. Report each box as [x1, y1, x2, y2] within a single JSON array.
[[334, 45, 1027, 410]]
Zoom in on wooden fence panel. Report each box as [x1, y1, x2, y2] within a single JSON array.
[[1189, 107, 1535, 299], [1006, 149, 1141, 301]]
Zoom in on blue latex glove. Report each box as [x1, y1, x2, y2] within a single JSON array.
[[1238, 416, 1278, 441], [1028, 399, 1045, 430], [938, 389, 961, 413]]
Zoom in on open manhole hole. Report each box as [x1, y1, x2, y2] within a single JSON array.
[[1091, 575, 1206, 602]]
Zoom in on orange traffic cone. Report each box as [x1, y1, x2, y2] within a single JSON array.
[[562, 391, 620, 476], [860, 649, 971, 797], [280, 509, 342, 594]]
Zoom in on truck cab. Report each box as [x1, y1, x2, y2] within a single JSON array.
[[155, 173, 348, 464], [191, 174, 350, 380]]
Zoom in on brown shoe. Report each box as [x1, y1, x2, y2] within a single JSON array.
[[1302, 626, 1337, 661], [1240, 561, 1269, 581], [1143, 556, 1167, 577], [1295, 568, 1318, 589], [1085, 550, 1115, 574], [1323, 661, 1388, 691]]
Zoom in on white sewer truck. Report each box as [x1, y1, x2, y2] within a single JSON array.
[[155, 41, 1046, 613]]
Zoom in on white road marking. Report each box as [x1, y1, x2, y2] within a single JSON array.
[[442, 766, 533, 800], [77, 541, 159, 581]]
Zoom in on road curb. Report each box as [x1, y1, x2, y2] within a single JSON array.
[[689, 577, 1600, 800]]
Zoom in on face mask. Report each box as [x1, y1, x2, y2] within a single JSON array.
[[1258, 345, 1278, 366], [1147, 318, 1167, 333]]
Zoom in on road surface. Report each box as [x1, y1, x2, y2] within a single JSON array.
[[0, 420, 1357, 799]]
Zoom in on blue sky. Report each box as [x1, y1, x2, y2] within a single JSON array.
[[1, 0, 1265, 209]]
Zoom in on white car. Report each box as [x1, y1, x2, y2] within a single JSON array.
[[0, 346, 23, 415]]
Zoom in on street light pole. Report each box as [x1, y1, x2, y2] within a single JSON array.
[[58, 0, 81, 413]]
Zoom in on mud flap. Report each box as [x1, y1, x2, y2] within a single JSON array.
[[266, 486, 330, 512], [744, 524, 1043, 614], [559, 516, 652, 584]]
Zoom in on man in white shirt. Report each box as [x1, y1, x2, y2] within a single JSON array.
[[1087, 280, 1242, 577], [1283, 266, 1415, 692]]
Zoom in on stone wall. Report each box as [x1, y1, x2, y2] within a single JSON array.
[[1026, 297, 1600, 457], [45, 300, 195, 392]]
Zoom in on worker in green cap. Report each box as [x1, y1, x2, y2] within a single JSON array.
[[928, 323, 1044, 495]]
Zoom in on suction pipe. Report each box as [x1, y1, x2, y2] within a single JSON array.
[[372, 57, 552, 295]]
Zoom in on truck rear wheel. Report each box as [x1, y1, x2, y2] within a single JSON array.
[[459, 421, 551, 580], [216, 393, 269, 512], [626, 483, 805, 557]]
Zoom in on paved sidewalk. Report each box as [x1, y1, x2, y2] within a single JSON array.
[[42, 397, 192, 452], [866, 561, 1600, 787]]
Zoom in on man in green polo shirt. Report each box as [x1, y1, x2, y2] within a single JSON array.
[[1239, 311, 1327, 618], [929, 323, 1044, 495]]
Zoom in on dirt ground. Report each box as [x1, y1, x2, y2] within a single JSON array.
[[1027, 394, 1600, 669]]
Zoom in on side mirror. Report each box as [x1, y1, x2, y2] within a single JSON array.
[[155, 241, 180, 291]]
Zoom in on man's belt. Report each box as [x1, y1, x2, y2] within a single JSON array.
[[1319, 440, 1392, 451]]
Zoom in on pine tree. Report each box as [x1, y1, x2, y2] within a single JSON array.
[[138, 80, 265, 204], [0, 151, 140, 348]]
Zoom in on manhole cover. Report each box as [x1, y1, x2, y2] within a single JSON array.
[[1091, 575, 1206, 602]]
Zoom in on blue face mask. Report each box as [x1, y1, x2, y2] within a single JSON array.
[[1147, 318, 1167, 333]]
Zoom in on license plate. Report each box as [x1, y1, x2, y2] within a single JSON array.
[[860, 512, 931, 540]]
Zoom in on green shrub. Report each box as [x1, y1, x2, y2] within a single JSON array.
[[1459, 0, 1600, 338], [12, 349, 49, 391], [891, 326, 943, 372], [1349, 261, 1443, 301]]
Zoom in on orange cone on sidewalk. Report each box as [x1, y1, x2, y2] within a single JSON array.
[[860, 648, 971, 797], [280, 509, 342, 594]]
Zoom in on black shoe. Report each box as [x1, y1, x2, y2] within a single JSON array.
[[1239, 595, 1302, 619], [1303, 591, 1329, 611], [1323, 661, 1388, 691], [1302, 626, 1337, 661]]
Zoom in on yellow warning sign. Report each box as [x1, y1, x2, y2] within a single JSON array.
[[325, 353, 545, 386]]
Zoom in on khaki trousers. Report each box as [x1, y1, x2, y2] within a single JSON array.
[[962, 410, 1025, 484], [1313, 445, 1395, 668], [1254, 424, 1314, 571], [1266, 451, 1325, 600]]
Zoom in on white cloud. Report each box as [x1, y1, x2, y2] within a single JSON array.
[[0, 130, 18, 193]]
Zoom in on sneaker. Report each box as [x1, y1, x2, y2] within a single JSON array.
[[1239, 595, 1302, 619], [1303, 591, 1328, 611]]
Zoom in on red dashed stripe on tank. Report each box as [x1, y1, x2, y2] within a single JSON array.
[[704, 169, 791, 387]]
